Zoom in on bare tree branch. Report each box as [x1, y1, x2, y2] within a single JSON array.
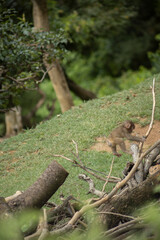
[[79, 174, 104, 197], [38, 209, 49, 240], [6, 65, 54, 85], [104, 219, 141, 238], [99, 211, 137, 220], [36, 65, 55, 83], [139, 77, 156, 155], [54, 140, 120, 183], [54, 154, 120, 183], [5, 191, 23, 202], [145, 77, 156, 137], [6, 75, 36, 83], [102, 156, 114, 192]]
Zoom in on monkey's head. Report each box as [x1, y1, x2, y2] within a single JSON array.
[[123, 120, 135, 133]]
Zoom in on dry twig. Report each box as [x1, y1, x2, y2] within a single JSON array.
[[38, 209, 49, 240], [99, 211, 136, 220], [54, 140, 120, 183], [79, 174, 104, 197], [102, 156, 114, 192], [139, 77, 156, 155]]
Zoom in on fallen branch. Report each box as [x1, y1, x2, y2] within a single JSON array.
[[105, 219, 140, 239], [67, 199, 87, 228], [79, 174, 104, 197], [99, 211, 136, 220], [131, 144, 143, 183], [54, 144, 120, 184], [54, 140, 120, 183], [54, 154, 119, 182], [8, 161, 69, 211], [0, 197, 12, 217], [38, 209, 49, 240], [5, 191, 23, 202], [50, 224, 73, 236], [47, 196, 76, 224], [144, 145, 160, 178]]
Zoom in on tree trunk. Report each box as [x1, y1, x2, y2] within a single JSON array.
[[8, 160, 69, 211], [32, 0, 74, 112], [45, 60, 74, 112], [5, 106, 23, 137]]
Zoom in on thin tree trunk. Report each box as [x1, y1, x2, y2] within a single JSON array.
[[5, 106, 23, 137], [32, 0, 74, 112], [45, 60, 74, 112]]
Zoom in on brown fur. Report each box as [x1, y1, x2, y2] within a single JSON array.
[[108, 120, 145, 157]]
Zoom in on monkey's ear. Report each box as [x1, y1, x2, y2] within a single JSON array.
[[124, 121, 131, 129]]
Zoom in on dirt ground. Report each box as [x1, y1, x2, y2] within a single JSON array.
[[90, 121, 160, 153]]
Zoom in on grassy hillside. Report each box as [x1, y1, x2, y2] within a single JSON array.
[[1, 76, 160, 203]]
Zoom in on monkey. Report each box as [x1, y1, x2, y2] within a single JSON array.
[[107, 120, 146, 157]]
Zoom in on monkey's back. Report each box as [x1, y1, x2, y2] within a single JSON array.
[[109, 124, 125, 139]]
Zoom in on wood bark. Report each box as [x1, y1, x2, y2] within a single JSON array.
[[8, 161, 69, 211], [5, 106, 23, 137], [32, 0, 74, 112], [144, 145, 160, 178], [0, 197, 12, 217], [32, 0, 49, 31], [99, 171, 160, 229], [45, 60, 74, 112], [131, 144, 143, 183]]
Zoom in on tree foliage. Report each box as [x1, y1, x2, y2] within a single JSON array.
[[44, 0, 160, 98], [1, 0, 160, 128], [0, 6, 68, 111], [3, 0, 160, 83]]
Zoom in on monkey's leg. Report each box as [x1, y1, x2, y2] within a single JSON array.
[[119, 141, 132, 155], [107, 139, 121, 157], [111, 144, 122, 157]]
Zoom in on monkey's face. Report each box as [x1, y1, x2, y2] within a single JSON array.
[[124, 120, 135, 133]]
